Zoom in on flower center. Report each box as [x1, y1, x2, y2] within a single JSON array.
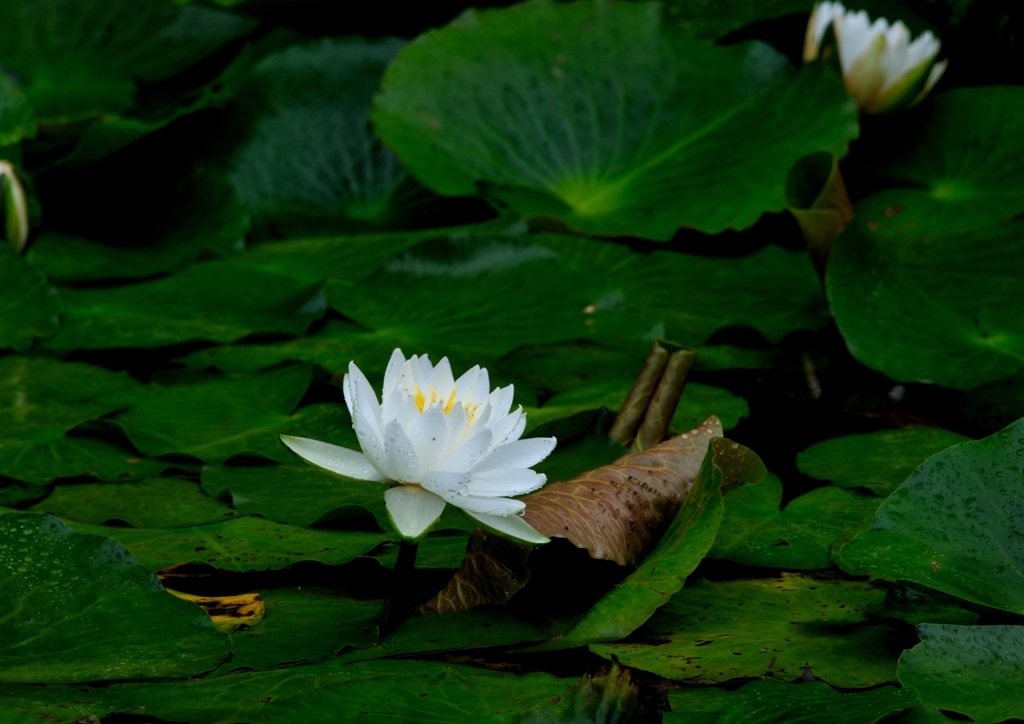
[[413, 384, 459, 415]]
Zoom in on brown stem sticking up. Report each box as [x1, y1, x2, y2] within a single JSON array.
[[607, 340, 672, 447], [631, 347, 698, 453]]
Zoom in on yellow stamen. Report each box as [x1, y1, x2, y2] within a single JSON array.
[[465, 402, 481, 427], [444, 388, 458, 415], [413, 385, 426, 413]]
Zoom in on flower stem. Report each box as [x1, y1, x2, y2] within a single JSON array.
[[382, 540, 418, 635]]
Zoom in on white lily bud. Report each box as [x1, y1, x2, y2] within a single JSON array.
[[0, 161, 28, 253], [805, 2, 948, 115]]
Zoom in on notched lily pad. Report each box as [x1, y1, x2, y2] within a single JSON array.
[[841, 418, 1024, 615], [0, 512, 229, 683], [373, 0, 857, 239]]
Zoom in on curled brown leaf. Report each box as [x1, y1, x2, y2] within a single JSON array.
[[520, 416, 723, 566]]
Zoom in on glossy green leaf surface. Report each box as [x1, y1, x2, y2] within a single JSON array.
[[373, 1, 857, 239], [29, 478, 237, 528], [0, 0, 252, 121], [42, 262, 325, 351], [593, 574, 899, 687], [68, 516, 386, 572], [798, 427, 972, 496], [0, 512, 229, 683], [525, 378, 747, 434], [223, 587, 382, 672], [113, 366, 356, 464], [220, 37, 415, 236], [709, 475, 881, 569], [841, 418, 1024, 614], [0, 659, 570, 723], [665, 679, 918, 724], [0, 247, 61, 351], [202, 463, 387, 528], [899, 624, 1024, 724], [828, 88, 1024, 389], [0, 435, 171, 487], [662, 0, 814, 39], [338, 608, 547, 665]]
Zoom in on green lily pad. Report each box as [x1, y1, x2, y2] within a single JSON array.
[[500, 341, 775, 398], [827, 88, 1024, 389], [841, 418, 1024, 615], [797, 427, 972, 496], [0, 512, 229, 683], [42, 261, 325, 352], [0, 356, 140, 441], [0, 659, 570, 723], [29, 478, 237, 528], [222, 587, 382, 672], [592, 573, 900, 687], [26, 174, 250, 283], [525, 378, 748, 434], [709, 475, 881, 569], [114, 366, 356, 464], [338, 608, 547, 665], [181, 319, 403, 377], [0, 72, 35, 145], [662, 0, 816, 40], [665, 680, 918, 724], [219, 37, 420, 236], [202, 463, 386, 528], [0, 0, 253, 123], [372, 0, 857, 240], [0, 247, 61, 351], [0, 435, 172, 486], [67, 516, 387, 572], [334, 235, 826, 373], [200, 464, 473, 535], [898, 624, 1024, 724]]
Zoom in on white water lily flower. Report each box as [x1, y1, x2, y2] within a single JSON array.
[[805, 2, 947, 114], [281, 349, 556, 544]]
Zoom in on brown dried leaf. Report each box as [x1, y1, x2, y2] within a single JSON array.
[[420, 530, 531, 614], [520, 416, 723, 566], [167, 590, 264, 633]]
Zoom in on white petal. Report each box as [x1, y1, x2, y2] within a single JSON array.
[[381, 385, 405, 426], [342, 372, 355, 418], [441, 427, 493, 472], [461, 510, 549, 545], [453, 365, 482, 400], [428, 357, 455, 398], [489, 407, 525, 447], [383, 420, 420, 482], [466, 468, 548, 497], [382, 349, 406, 399], [408, 404, 449, 474], [475, 437, 557, 472], [444, 402, 468, 451], [385, 486, 446, 540], [803, 1, 845, 62], [441, 491, 525, 516], [421, 470, 472, 496], [349, 362, 382, 425], [279, 435, 388, 482]]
